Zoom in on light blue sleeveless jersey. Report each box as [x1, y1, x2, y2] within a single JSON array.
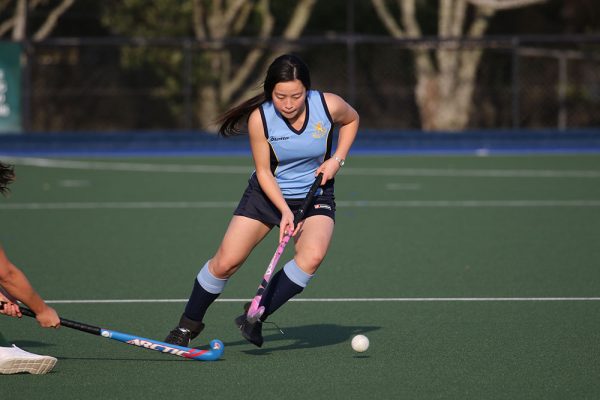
[[259, 90, 334, 198]]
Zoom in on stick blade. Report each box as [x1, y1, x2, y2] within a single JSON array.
[[103, 330, 224, 361]]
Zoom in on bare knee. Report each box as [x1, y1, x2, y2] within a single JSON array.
[[208, 254, 243, 279], [295, 249, 326, 275]]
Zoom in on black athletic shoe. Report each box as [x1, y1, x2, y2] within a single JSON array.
[[164, 327, 195, 347], [235, 314, 264, 348], [164, 314, 205, 347]]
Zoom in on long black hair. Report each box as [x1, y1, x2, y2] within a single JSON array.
[[217, 54, 311, 137], [0, 161, 15, 196]]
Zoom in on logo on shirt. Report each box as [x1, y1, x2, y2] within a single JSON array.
[[269, 136, 290, 142], [311, 121, 328, 139]]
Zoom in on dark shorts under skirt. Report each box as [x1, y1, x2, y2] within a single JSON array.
[[233, 175, 335, 226]]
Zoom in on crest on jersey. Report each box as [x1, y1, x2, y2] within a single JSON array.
[[311, 121, 328, 138]]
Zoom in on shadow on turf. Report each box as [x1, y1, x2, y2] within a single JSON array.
[[11, 325, 380, 361], [227, 323, 380, 355], [3, 339, 55, 350]]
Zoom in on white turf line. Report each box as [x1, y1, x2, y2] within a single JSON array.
[[4, 156, 600, 178], [43, 297, 600, 304], [2, 158, 599, 210], [3, 200, 600, 210]]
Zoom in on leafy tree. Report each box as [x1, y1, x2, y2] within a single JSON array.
[[101, 0, 317, 131]]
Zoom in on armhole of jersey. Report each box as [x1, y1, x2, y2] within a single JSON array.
[[259, 105, 269, 139], [318, 91, 334, 124], [269, 144, 278, 175], [259, 104, 277, 175], [325, 127, 334, 159], [319, 91, 335, 160]]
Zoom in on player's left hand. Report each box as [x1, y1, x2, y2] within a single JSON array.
[[35, 305, 60, 328], [316, 158, 340, 185], [0, 293, 22, 318], [279, 207, 295, 243]]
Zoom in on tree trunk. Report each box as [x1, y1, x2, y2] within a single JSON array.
[[416, 45, 484, 131], [372, 0, 545, 131], [199, 84, 220, 131]]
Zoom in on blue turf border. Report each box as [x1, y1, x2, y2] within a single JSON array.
[[1, 129, 600, 157]]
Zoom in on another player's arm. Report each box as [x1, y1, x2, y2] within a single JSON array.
[[316, 93, 359, 182], [247, 109, 295, 242], [0, 247, 60, 327]]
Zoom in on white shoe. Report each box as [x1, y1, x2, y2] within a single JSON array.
[[0, 345, 57, 375]]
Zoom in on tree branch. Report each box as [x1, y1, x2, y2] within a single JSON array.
[[0, 17, 15, 38], [439, 0, 452, 38], [228, 0, 316, 106], [221, 0, 274, 103], [222, 0, 248, 31], [399, 0, 422, 38], [371, 0, 405, 38], [451, 0, 468, 37], [232, 1, 253, 35], [12, 0, 26, 40], [466, 5, 495, 37], [28, 0, 45, 9], [281, 0, 316, 38], [467, 0, 546, 10], [32, 0, 75, 41], [192, 0, 207, 40]]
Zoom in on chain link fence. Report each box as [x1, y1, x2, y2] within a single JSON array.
[[19, 35, 600, 132]]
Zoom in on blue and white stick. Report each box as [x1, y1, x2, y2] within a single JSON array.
[[1, 302, 223, 361]]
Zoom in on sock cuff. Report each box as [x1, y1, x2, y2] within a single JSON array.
[[197, 261, 227, 294], [283, 259, 313, 288]]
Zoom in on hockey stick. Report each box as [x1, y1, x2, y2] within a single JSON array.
[[0, 302, 223, 361], [246, 173, 323, 323]]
